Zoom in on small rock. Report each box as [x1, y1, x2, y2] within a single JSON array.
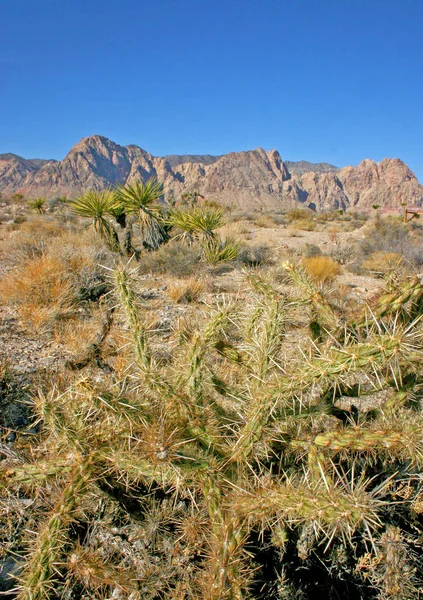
[[6, 431, 16, 443]]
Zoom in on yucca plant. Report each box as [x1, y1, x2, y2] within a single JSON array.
[[202, 236, 241, 264], [70, 190, 120, 251], [115, 178, 169, 250], [167, 207, 198, 245], [27, 197, 47, 214], [168, 206, 224, 244]]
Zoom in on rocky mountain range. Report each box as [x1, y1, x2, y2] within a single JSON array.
[[0, 135, 421, 212]]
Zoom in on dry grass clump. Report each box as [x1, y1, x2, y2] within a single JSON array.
[[302, 255, 341, 282], [361, 251, 403, 276], [53, 312, 103, 355], [223, 220, 254, 236], [0, 255, 75, 328], [254, 214, 279, 228], [0, 224, 107, 329], [167, 277, 207, 303], [289, 217, 315, 231], [1, 217, 65, 262], [287, 207, 311, 221]]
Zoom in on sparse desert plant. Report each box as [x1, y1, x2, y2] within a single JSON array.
[[287, 207, 311, 222], [180, 189, 205, 206], [1, 218, 65, 262], [303, 243, 322, 258], [302, 255, 341, 282], [27, 196, 47, 214], [289, 217, 315, 231], [254, 214, 278, 228], [237, 244, 270, 267], [137, 241, 201, 276]]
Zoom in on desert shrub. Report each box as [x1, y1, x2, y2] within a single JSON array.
[[137, 242, 201, 277], [48, 196, 68, 211], [361, 251, 403, 276], [349, 211, 369, 222], [289, 217, 315, 231], [202, 199, 222, 210], [315, 210, 338, 223], [237, 245, 271, 267], [302, 255, 341, 282], [347, 261, 365, 275], [166, 277, 206, 303], [303, 243, 322, 258], [361, 219, 411, 257], [359, 218, 423, 267], [287, 207, 311, 221], [228, 211, 255, 223], [328, 244, 357, 265], [269, 212, 287, 226], [254, 214, 278, 228], [1, 218, 67, 262]]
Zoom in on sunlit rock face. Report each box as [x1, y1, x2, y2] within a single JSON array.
[[1, 136, 421, 211]]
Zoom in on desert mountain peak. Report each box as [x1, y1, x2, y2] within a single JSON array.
[[0, 136, 421, 211]]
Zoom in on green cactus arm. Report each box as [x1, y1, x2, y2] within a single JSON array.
[[17, 456, 94, 600]]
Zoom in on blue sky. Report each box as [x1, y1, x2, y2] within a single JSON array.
[[1, 0, 422, 180]]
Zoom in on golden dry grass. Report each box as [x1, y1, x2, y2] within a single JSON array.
[[302, 255, 341, 282], [0, 256, 73, 307], [53, 313, 102, 356], [167, 277, 206, 303], [254, 214, 277, 229], [289, 218, 315, 231], [361, 251, 402, 275]]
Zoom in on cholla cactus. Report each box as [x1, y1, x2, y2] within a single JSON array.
[[3, 264, 423, 599]]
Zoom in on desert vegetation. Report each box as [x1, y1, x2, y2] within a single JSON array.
[[1, 186, 423, 599]]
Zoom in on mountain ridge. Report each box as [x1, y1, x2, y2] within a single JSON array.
[[0, 135, 421, 212]]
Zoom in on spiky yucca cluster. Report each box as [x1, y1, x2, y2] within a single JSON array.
[[1, 263, 423, 599]]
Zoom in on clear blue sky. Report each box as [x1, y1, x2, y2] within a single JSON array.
[[1, 0, 422, 180]]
